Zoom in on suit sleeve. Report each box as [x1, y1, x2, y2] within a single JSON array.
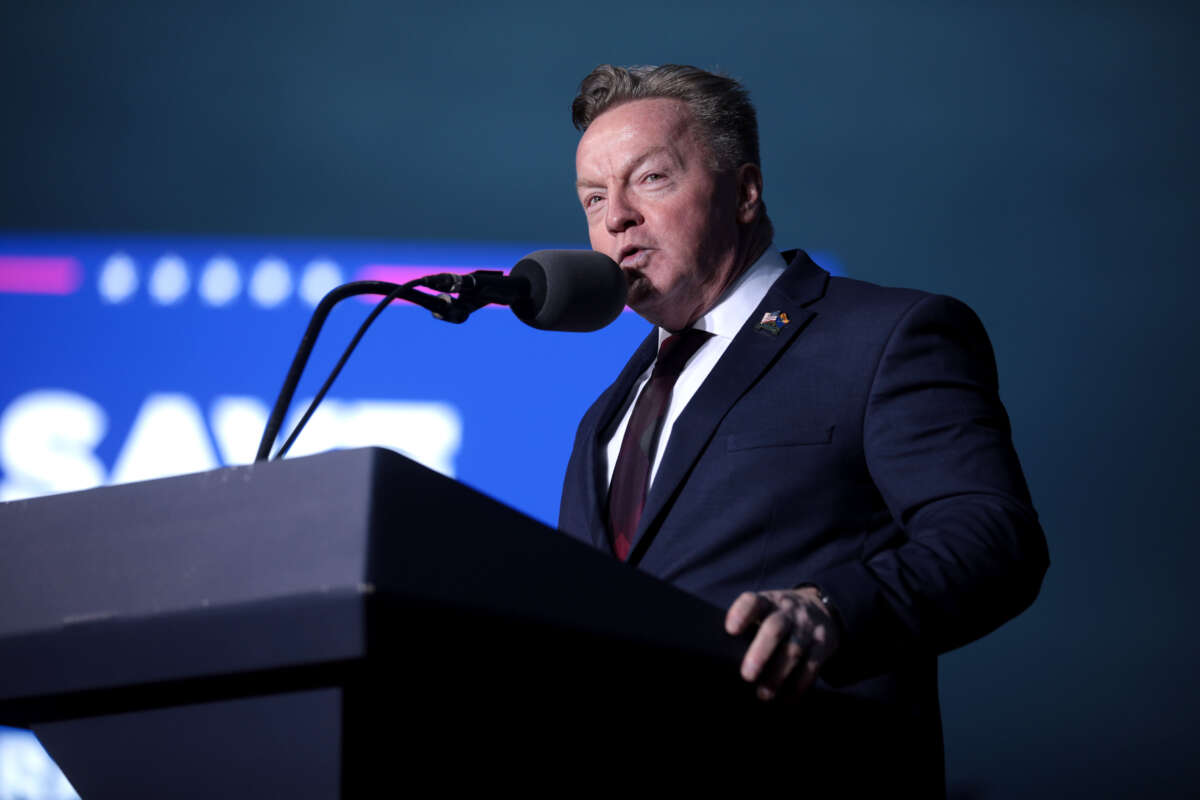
[[806, 294, 1049, 686]]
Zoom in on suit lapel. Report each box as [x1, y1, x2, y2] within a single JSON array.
[[579, 330, 659, 550], [627, 251, 831, 563]]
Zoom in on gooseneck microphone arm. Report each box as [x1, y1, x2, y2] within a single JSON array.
[[254, 250, 626, 463], [255, 279, 449, 462]]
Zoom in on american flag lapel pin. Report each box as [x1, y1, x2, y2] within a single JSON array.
[[755, 310, 790, 336]]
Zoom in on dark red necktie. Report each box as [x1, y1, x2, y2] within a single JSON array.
[[607, 328, 713, 560]]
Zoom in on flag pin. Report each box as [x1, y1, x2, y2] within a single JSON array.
[[755, 310, 790, 336]]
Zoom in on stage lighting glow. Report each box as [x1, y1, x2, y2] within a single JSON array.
[[97, 252, 138, 303], [198, 255, 241, 306], [148, 253, 190, 305], [299, 258, 344, 306], [249, 256, 293, 307]]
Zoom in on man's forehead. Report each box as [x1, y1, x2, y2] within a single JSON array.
[[575, 98, 698, 178]]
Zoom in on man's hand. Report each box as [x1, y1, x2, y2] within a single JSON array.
[[724, 587, 841, 701]]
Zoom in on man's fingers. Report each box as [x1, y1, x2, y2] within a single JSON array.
[[727, 590, 838, 700], [740, 608, 791, 682], [754, 633, 806, 700], [753, 607, 816, 699], [792, 657, 822, 696], [790, 623, 832, 696], [724, 591, 773, 634]]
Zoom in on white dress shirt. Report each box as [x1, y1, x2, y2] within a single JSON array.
[[603, 248, 790, 489]]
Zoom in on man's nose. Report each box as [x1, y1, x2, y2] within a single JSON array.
[[605, 189, 643, 234]]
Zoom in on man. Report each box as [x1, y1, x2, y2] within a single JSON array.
[[558, 64, 1048, 788]]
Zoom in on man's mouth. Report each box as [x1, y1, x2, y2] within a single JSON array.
[[618, 246, 651, 268]]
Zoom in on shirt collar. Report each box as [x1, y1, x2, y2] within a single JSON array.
[[657, 247, 789, 344]]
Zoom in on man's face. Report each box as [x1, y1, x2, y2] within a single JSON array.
[[575, 98, 744, 331]]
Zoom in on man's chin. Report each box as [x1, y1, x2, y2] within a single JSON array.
[[623, 270, 652, 304], [624, 271, 692, 329], [623, 271, 660, 314], [625, 286, 676, 329]]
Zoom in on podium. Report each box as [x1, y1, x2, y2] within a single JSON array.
[[0, 448, 780, 797]]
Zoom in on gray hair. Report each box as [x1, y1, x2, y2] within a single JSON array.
[[571, 64, 762, 172]]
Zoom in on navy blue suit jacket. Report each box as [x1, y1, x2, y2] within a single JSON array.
[[558, 250, 1048, 785]]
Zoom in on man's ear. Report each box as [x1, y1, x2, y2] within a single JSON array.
[[736, 163, 764, 224]]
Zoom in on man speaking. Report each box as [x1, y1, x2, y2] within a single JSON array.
[[558, 64, 1049, 789]]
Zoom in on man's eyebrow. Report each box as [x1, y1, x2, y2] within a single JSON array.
[[575, 146, 676, 190]]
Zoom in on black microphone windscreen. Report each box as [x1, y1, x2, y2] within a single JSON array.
[[510, 250, 627, 332]]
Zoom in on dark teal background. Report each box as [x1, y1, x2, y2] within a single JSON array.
[[3, 1, 1198, 795]]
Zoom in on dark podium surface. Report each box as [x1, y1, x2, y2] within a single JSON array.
[[1, 447, 808, 797]]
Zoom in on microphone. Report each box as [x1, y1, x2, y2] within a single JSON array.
[[423, 250, 627, 332], [255, 250, 627, 461]]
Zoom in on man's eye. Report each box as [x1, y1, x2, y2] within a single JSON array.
[[584, 194, 603, 207], [644, 173, 664, 183]]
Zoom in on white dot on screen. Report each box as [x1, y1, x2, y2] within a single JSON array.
[[148, 254, 190, 305], [249, 258, 293, 308], [98, 253, 138, 303], [199, 256, 241, 306], [299, 259, 343, 306]]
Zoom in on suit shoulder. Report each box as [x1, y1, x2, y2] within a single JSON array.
[[782, 249, 978, 323], [821, 275, 983, 330], [824, 273, 929, 310]]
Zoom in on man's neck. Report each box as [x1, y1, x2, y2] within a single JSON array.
[[671, 215, 773, 331], [675, 246, 787, 341], [736, 215, 773, 281]]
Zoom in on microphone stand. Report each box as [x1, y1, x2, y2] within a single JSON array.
[[256, 280, 440, 462], [254, 273, 526, 463]]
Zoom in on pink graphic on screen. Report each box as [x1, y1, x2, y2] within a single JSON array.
[[0, 257, 83, 295]]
